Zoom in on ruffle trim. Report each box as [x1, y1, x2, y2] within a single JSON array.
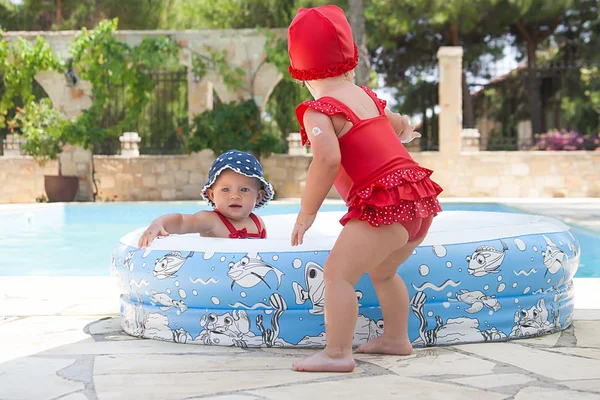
[[354, 167, 443, 203], [340, 196, 442, 227], [297, 100, 347, 147], [360, 86, 387, 109], [341, 167, 444, 226], [289, 43, 359, 81]]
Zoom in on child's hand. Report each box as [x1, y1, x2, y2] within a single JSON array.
[[138, 223, 170, 249], [395, 115, 421, 143], [291, 210, 317, 246]]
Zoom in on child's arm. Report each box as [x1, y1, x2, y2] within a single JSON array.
[[292, 109, 341, 246], [138, 211, 214, 248], [384, 109, 421, 143]]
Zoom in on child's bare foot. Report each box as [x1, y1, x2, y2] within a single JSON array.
[[355, 335, 413, 355], [292, 349, 355, 372]]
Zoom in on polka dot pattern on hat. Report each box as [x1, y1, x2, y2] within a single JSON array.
[[201, 150, 274, 209]]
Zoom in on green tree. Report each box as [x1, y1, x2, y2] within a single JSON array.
[[368, 0, 506, 124], [504, 0, 572, 133], [4, 0, 166, 30]]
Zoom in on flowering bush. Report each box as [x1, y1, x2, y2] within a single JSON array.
[[534, 129, 600, 151]]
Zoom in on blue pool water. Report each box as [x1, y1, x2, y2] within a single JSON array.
[[1, 202, 598, 277]]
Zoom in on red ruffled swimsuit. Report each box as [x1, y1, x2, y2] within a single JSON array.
[[214, 211, 267, 239], [296, 86, 443, 236]]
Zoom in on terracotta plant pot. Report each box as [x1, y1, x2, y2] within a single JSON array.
[[44, 175, 79, 203]]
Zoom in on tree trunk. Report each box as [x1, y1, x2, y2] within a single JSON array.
[[348, 0, 371, 86], [56, 0, 64, 28], [515, 19, 544, 135], [526, 40, 543, 134], [462, 74, 475, 128]]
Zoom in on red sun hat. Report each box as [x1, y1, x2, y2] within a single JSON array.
[[288, 5, 358, 81]]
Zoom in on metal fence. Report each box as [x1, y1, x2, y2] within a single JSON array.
[[95, 67, 189, 155], [0, 80, 49, 156]]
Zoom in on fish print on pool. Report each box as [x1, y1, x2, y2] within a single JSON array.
[[114, 230, 579, 348]]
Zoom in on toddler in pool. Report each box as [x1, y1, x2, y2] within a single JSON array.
[[138, 149, 274, 248]]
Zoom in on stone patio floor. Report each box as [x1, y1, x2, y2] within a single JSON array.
[[0, 276, 599, 400], [1, 198, 599, 399]]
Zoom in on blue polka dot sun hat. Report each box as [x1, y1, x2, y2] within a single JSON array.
[[201, 150, 274, 209]]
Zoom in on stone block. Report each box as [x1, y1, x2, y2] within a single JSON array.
[[147, 188, 162, 200], [142, 176, 157, 187], [100, 176, 116, 189], [60, 163, 78, 176], [115, 173, 134, 185], [510, 163, 530, 176], [180, 158, 200, 171], [152, 163, 166, 174], [157, 175, 170, 185], [182, 184, 200, 199], [126, 161, 145, 174], [76, 163, 88, 173], [72, 149, 91, 164], [473, 176, 500, 189], [161, 189, 177, 200], [175, 171, 190, 184], [189, 172, 205, 184]]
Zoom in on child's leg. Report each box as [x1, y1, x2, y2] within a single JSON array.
[[356, 237, 425, 355], [292, 219, 409, 373]]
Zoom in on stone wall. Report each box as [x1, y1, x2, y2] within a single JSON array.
[[412, 151, 600, 198], [2, 150, 599, 203]]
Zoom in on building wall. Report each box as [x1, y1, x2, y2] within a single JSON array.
[[2, 150, 599, 203]]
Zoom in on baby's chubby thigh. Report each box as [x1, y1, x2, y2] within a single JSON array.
[[324, 219, 410, 283]]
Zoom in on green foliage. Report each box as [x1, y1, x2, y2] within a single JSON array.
[[67, 18, 180, 150], [185, 99, 282, 159], [0, 34, 63, 128], [262, 27, 310, 141], [159, 0, 310, 30], [5, 0, 166, 30], [10, 98, 66, 167], [191, 47, 245, 91], [559, 66, 600, 135]]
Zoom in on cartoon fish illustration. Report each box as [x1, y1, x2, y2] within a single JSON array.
[[227, 254, 284, 289], [466, 240, 508, 277], [542, 235, 566, 275], [149, 290, 188, 313], [449, 289, 502, 314], [124, 251, 135, 272], [153, 251, 194, 280], [292, 261, 362, 315], [292, 261, 325, 315]]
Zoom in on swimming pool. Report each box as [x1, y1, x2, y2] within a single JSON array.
[[1, 202, 598, 277]]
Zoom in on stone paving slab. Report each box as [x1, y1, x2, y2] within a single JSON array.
[[455, 342, 600, 381], [514, 386, 600, 399], [1, 276, 600, 400], [0, 357, 84, 400], [248, 374, 510, 400]]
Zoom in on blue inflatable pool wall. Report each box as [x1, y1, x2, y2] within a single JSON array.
[[112, 211, 579, 347]]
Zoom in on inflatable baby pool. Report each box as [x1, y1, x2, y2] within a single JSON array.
[[112, 211, 579, 348]]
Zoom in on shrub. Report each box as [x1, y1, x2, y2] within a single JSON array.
[[185, 99, 283, 159], [533, 129, 600, 151], [9, 99, 66, 168]]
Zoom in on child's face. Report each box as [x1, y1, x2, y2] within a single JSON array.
[[206, 169, 265, 219]]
